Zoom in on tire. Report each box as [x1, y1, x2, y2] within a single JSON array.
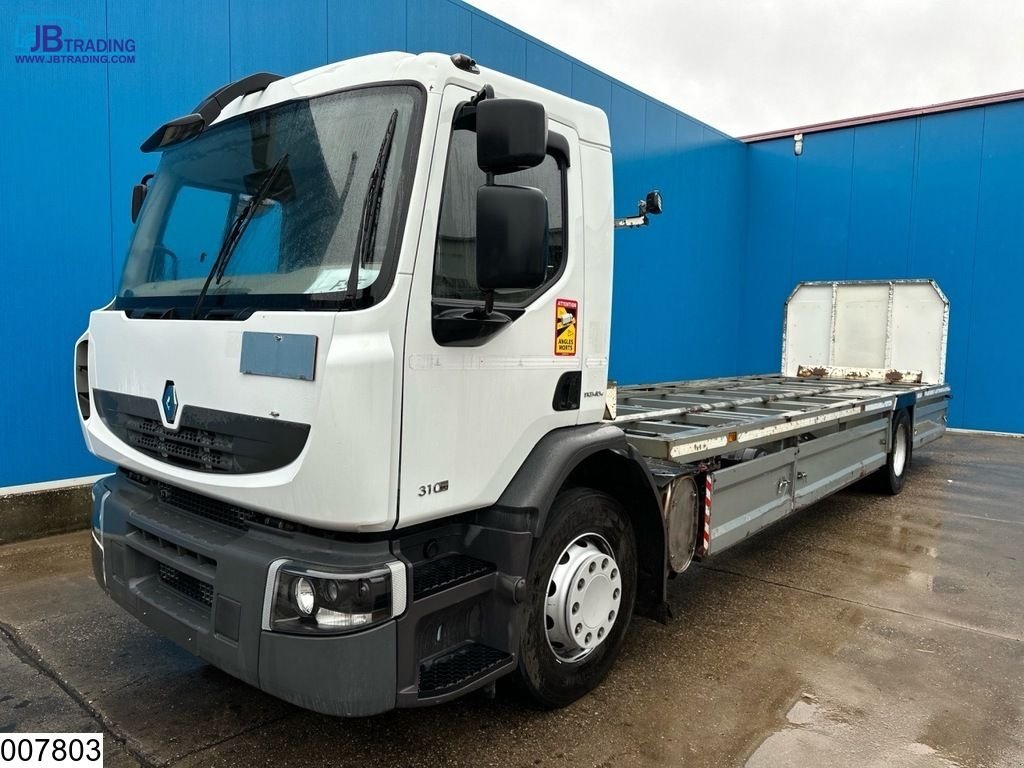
[[514, 487, 637, 708], [878, 410, 912, 495]]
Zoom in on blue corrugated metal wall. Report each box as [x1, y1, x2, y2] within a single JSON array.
[[0, 0, 746, 487], [741, 101, 1024, 433]]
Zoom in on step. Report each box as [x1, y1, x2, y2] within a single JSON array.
[[418, 642, 512, 698], [412, 554, 495, 600]]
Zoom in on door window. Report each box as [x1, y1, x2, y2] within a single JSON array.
[[433, 127, 566, 306]]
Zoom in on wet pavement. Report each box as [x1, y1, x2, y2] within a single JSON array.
[[1, 431, 1022, 767]]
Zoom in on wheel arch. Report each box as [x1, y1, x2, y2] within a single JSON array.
[[487, 424, 668, 614]]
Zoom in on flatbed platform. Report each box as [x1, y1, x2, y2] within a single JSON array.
[[609, 374, 951, 463]]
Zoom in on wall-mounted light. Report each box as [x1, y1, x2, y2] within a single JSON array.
[[794, 132, 804, 156]]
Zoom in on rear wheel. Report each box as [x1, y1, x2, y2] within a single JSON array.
[[515, 487, 637, 708], [878, 410, 912, 495]]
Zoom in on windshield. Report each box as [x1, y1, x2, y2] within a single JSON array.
[[116, 83, 424, 315]]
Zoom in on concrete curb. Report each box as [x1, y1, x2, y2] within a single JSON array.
[[0, 485, 93, 545]]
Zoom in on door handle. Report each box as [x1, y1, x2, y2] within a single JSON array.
[[777, 478, 791, 494]]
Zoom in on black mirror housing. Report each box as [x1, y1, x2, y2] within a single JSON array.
[[130, 173, 154, 223], [130, 184, 146, 223], [476, 184, 548, 291], [476, 99, 547, 174], [645, 190, 663, 215]]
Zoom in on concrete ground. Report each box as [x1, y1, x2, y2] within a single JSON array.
[[1, 431, 1022, 768]]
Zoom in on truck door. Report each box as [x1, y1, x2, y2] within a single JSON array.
[[398, 85, 584, 528]]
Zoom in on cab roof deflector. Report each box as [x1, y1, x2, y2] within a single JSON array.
[[140, 71, 283, 153]]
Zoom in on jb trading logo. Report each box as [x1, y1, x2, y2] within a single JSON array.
[[14, 17, 136, 64]]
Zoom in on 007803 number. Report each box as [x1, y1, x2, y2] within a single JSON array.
[[0, 735, 102, 766]]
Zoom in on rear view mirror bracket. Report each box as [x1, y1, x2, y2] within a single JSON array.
[[615, 189, 664, 229]]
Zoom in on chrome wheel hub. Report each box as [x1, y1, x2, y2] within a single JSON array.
[[893, 424, 908, 477], [545, 533, 622, 663]]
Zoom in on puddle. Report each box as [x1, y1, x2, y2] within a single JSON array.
[[746, 692, 965, 768]]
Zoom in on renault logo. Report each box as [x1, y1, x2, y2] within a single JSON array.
[[162, 380, 178, 423]]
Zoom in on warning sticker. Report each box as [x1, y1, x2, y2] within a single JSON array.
[[554, 298, 578, 356]]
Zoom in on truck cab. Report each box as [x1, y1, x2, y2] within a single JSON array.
[[82, 51, 613, 533], [79, 52, 636, 715]]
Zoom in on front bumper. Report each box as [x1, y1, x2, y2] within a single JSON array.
[[90, 474, 397, 716], [90, 473, 529, 715]]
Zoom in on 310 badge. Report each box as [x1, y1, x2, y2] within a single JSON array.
[[554, 299, 578, 356]]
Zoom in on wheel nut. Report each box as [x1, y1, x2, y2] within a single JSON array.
[[577, 578, 585, 590], [611, 569, 618, 579], [598, 628, 605, 638], [572, 602, 579, 614], [585, 633, 592, 643], [589, 562, 596, 573], [608, 610, 615, 621], [575, 623, 582, 635], [613, 588, 620, 599], [602, 558, 609, 569]]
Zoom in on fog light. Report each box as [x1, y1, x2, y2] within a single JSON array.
[[264, 561, 406, 636], [293, 577, 316, 616]]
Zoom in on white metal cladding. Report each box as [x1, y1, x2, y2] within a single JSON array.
[[782, 280, 949, 385]]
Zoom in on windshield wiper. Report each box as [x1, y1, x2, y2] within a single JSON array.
[[345, 110, 399, 300], [191, 153, 290, 319]]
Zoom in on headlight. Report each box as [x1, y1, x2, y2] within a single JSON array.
[[292, 577, 317, 616], [264, 561, 406, 635]]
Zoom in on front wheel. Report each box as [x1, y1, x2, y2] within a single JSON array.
[[514, 487, 637, 708], [878, 410, 913, 495]]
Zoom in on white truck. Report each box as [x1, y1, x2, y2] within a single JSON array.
[[76, 51, 950, 716]]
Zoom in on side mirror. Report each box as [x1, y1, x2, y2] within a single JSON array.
[[476, 99, 547, 174], [476, 185, 548, 291], [645, 190, 663, 215], [131, 173, 154, 223]]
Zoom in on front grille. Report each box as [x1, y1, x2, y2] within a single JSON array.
[[125, 473, 311, 537], [127, 526, 216, 612], [133, 527, 217, 569], [158, 483, 255, 531], [121, 467, 152, 486], [93, 389, 310, 475], [158, 563, 213, 607], [127, 417, 235, 472]]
